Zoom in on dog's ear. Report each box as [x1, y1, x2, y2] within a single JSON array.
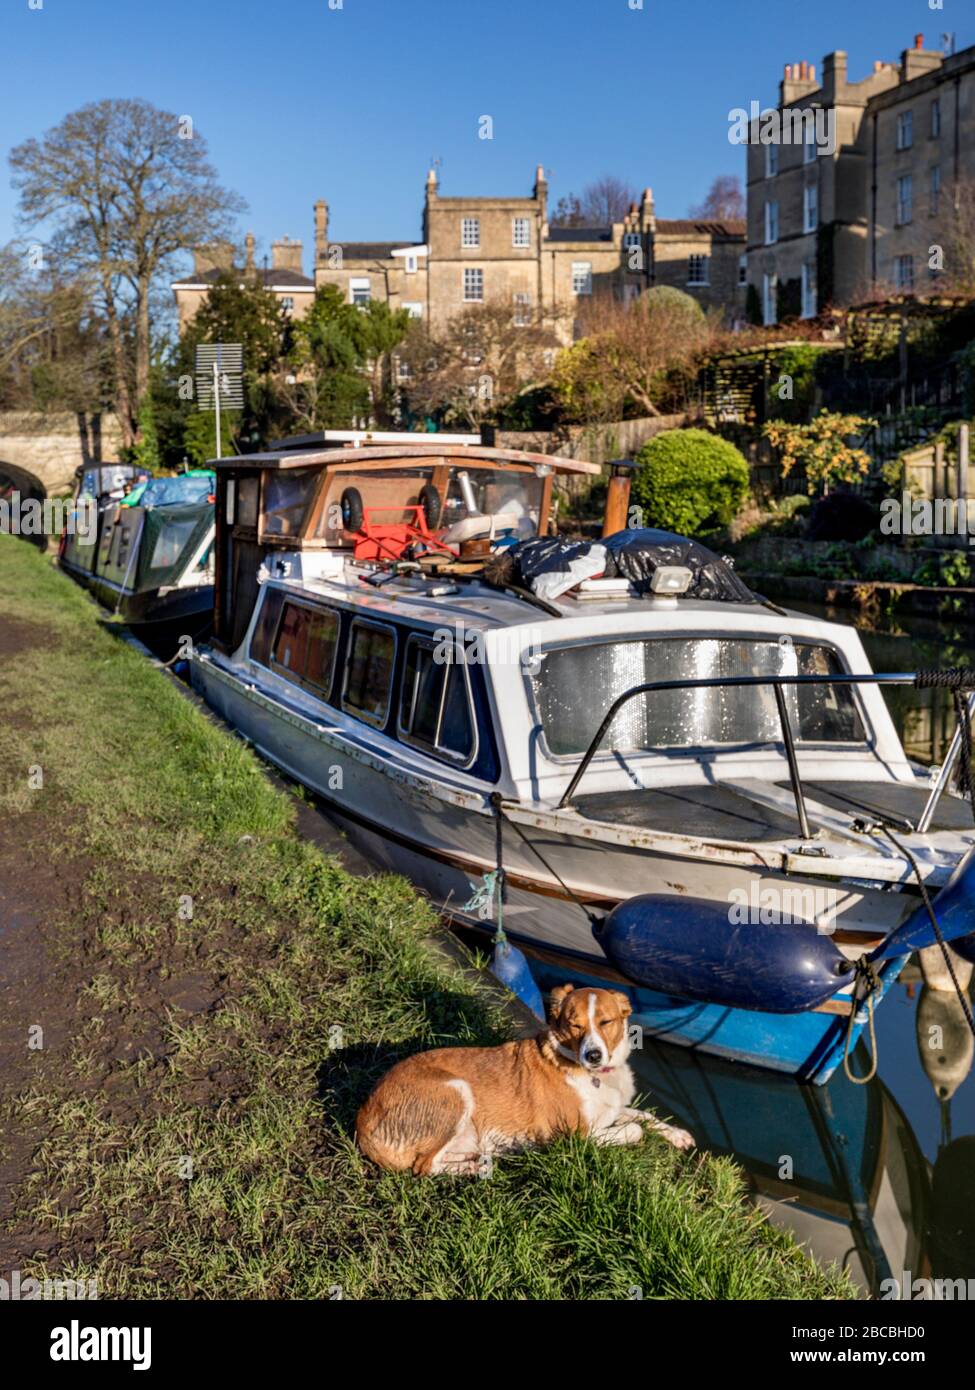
[[547, 983, 575, 1020], [612, 990, 633, 1019]]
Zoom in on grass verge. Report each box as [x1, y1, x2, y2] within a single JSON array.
[[0, 535, 853, 1299]]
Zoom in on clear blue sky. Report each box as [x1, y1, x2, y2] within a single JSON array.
[[1, 0, 969, 274]]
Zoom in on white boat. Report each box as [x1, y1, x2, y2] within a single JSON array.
[[189, 431, 975, 1082]]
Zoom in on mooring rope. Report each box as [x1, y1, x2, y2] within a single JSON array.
[[489, 793, 603, 929], [843, 957, 882, 1085]]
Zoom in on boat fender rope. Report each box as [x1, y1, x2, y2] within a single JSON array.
[[490, 792, 507, 947], [488, 792, 603, 930], [843, 956, 882, 1085], [881, 826, 975, 1042]]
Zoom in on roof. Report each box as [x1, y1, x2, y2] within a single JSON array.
[[545, 226, 614, 243], [327, 241, 422, 261], [210, 442, 601, 475], [655, 219, 746, 238], [171, 266, 315, 290]]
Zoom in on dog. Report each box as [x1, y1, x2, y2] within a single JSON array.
[[355, 983, 695, 1175]]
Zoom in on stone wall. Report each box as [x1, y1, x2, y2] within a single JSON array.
[[0, 412, 124, 495]]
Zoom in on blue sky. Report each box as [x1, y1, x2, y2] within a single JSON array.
[[1, 0, 969, 274]]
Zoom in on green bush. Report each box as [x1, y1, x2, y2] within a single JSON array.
[[631, 428, 750, 536]]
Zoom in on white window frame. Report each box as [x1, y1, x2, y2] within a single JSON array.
[[461, 217, 480, 248], [511, 217, 531, 248], [803, 183, 818, 233], [762, 271, 777, 326], [512, 291, 531, 326], [896, 174, 913, 226], [896, 110, 913, 151], [280, 296, 295, 314], [894, 254, 914, 291], [571, 261, 593, 296], [463, 267, 484, 302], [623, 231, 642, 249], [738, 253, 747, 286], [403, 301, 423, 318], [765, 142, 778, 178], [801, 261, 817, 319], [764, 200, 779, 245], [686, 254, 710, 286], [404, 253, 418, 274], [349, 277, 371, 306]]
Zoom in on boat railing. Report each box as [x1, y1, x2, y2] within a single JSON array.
[[557, 672, 975, 838]]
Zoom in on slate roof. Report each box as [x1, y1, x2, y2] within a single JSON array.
[[545, 225, 614, 243], [655, 219, 746, 238], [327, 241, 422, 260], [171, 266, 315, 289]]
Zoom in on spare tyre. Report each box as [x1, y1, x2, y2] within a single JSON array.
[[340, 486, 364, 533]]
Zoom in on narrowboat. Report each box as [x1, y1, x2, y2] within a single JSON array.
[[188, 430, 975, 1083], [61, 468, 216, 648]]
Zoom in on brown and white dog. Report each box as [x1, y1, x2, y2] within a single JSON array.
[[355, 983, 695, 1175]]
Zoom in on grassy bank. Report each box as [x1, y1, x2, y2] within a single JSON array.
[[0, 535, 853, 1299]]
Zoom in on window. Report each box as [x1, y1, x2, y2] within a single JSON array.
[[894, 254, 914, 290], [512, 291, 531, 326], [403, 301, 423, 318], [349, 276, 371, 305], [764, 200, 779, 245], [398, 637, 475, 763], [803, 131, 817, 164], [463, 267, 484, 301], [687, 255, 709, 286], [930, 165, 941, 216], [262, 468, 317, 537], [512, 217, 531, 248], [270, 601, 339, 697], [765, 143, 778, 177], [530, 639, 865, 758], [235, 476, 260, 529], [461, 217, 480, 248], [931, 98, 942, 138], [280, 296, 294, 314], [404, 252, 418, 274], [801, 261, 817, 319], [896, 174, 913, 226], [623, 231, 642, 249], [896, 110, 914, 151], [343, 622, 395, 726], [763, 271, 777, 326], [803, 183, 818, 232], [738, 254, 748, 286], [571, 261, 592, 295]]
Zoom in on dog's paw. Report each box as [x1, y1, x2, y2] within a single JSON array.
[[658, 1123, 695, 1151]]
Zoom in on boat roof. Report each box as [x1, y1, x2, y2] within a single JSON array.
[[210, 442, 600, 475]]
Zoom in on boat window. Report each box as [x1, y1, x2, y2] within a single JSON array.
[[143, 516, 199, 582], [531, 638, 866, 757], [249, 588, 286, 666], [343, 622, 395, 726], [399, 636, 475, 762], [262, 469, 317, 538], [269, 600, 339, 697], [442, 467, 542, 538], [236, 476, 260, 529]]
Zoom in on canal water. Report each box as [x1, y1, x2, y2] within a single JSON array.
[[535, 603, 975, 1297]]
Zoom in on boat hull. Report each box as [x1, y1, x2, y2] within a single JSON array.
[[190, 650, 910, 1083]]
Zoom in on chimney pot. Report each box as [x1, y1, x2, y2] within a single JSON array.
[[809, 63, 816, 81], [915, 33, 924, 50]]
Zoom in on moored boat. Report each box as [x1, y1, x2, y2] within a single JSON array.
[[188, 430, 975, 1082]]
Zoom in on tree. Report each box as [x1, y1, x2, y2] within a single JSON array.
[[283, 285, 369, 429], [10, 99, 244, 448], [550, 175, 638, 227], [349, 299, 412, 425], [631, 428, 750, 535], [181, 270, 289, 379], [555, 287, 711, 420], [689, 176, 746, 222], [398, 301, 561, 430]]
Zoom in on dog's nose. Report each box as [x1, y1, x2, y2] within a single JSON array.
[[583, 1047, 603, 1065]]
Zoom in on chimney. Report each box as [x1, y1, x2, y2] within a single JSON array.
[[533, 163, 548, 220], [244, 231, 255, 272], [271, 236, 303, 273], [639, 186, 655, 234], [314, 199, 329, 264], [821, 50, 847, 102], [426, 167, 439, 198], [193, 241, 234, 276], [901, 36, 943, 81], [915, 33, 924, 49]]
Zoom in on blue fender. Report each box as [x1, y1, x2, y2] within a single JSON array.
[[594, 896, 853, 1013], [491, 939, 546, 1021], [870, 843, 975, 964]]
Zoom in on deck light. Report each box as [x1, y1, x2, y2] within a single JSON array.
[[650, 565, 693, 595]]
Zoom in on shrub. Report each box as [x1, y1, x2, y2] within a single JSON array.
[[631, 428, 750, 536]]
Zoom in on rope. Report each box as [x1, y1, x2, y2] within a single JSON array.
[[489, 792, 603, 929], [491, 793, 506, 947], [882, 826, 975, 1040], [952, 690, 975, 824], [915, 668, 975, 689], [843, 957, 881, 1084]]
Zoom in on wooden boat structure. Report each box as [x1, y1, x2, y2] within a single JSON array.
[[187, 429, 975, 1083]]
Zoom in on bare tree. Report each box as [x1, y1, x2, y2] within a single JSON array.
[[399, 301, 562, 430], [10, 99, 244, 448], [688, 176, 746, 222], [940, 179, 975, 296], [551, 175, 638, 227]]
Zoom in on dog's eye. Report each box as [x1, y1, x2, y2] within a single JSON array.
[[599, 1020, 614, 1028]]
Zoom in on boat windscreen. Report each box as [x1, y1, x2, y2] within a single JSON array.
[[135, 504, 212, 590], [531, 638, 866, 757], [137, 474, 215, 507]]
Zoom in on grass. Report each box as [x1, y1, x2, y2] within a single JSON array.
[[0, 534, 855, 1300]]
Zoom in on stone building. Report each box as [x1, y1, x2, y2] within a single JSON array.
[[746, 34, 975, 323], [171, 232, 316, 332], [312, 166, 745, 340]]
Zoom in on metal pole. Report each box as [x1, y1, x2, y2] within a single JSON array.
[[773, 683, 812, 839], [213, 360, 221, 461], [917, 691, 975, 833]]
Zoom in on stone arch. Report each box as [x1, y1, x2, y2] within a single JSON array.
[[0, 458, 48, 502]]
